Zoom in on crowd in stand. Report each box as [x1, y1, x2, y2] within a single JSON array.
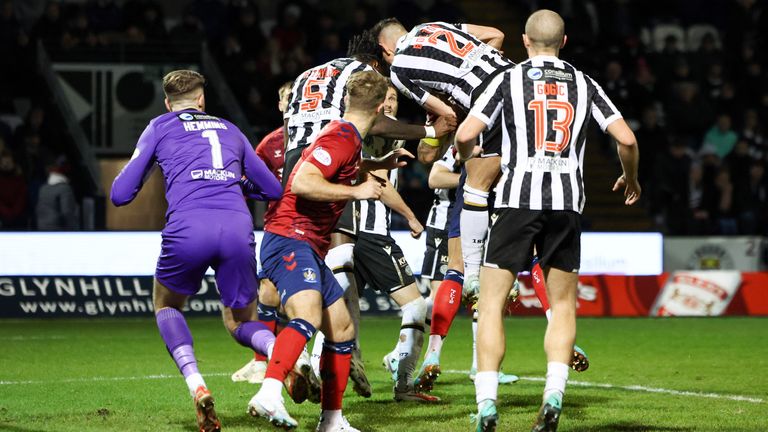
[[0, 0, 766, 235]]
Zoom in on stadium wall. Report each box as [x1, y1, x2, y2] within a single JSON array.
[[1, 232, 765, 318]]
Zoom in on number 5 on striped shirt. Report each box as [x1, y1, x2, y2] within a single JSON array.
[[202, 130, 224, 169]]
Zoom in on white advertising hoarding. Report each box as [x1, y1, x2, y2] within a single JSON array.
[[0, 231, 663, 276]]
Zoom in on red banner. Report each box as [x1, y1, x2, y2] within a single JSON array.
[[508, 272, 768, 317]]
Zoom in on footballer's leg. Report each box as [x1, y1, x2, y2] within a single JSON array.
[[460, 153, 501, 294], [154, 280, 221, 432], [316, 289, 360, 431], [530, 259, 589, 372], [532, 266, 578, 432], [416, 236, 463, 392], [231, 280, 279, 383]]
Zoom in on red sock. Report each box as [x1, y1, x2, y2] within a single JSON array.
[[531, 261, 550, 311], [431, 271, 463, 338], [319, 341, 353, 410], [264, 319, 314, 382], [253, 320, 276, 361]]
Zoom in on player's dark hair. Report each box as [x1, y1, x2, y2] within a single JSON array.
[[347, 30, 380, 65]]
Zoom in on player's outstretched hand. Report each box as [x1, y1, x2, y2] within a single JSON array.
[[433, 114, 457, 137], [381, 148, 415, 170], [407, 217, 424, 239], [354, 174, 385, 200], [612, 174, 641, 205]]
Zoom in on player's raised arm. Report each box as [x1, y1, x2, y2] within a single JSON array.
[[455, 72, 505, 160], [463, 24, 505, 50], [368, 110, 456, 141], [292, 161, 382, 202], [369, 168, 424, 238], [110, 122, 158, 206], [428, 156, 460, 189]]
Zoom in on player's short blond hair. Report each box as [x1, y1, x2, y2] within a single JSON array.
[[345, 71, 388, 112], [162, 70, 205, 102], [278, 81, 293, 100]]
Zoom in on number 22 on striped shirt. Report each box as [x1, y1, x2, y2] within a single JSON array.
[[527, 99, 575, 153]]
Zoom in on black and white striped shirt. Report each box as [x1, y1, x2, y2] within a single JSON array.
[[426, 148, 459, 230], [389, 22, 514, 111], [284, 58, 372, 151], [358, 169, 399, 236], [470, 55, 622, 213]]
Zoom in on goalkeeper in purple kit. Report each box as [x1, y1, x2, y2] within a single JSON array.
[[111, 70, 283, 432]]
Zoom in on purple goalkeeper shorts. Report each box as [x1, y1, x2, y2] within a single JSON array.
[[156, 209, 258, 309], [259, 232, 343, 308]]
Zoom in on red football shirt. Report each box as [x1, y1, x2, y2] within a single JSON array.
[[255, 127, 285, 181], [255, 127, 285, 221], [265, 120, 362, 257]]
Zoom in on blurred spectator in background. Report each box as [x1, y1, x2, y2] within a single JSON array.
[[33, 2, 65, 48], [635, 106, 668, 189], [703, 114, 738, 158], [736, 161, 767, 234], [667, 83, 713, 147], [652, 139, 692, 234], [271, 4, 304, 52], [0, 150, 27, 230], [36, 155, 79, 230]]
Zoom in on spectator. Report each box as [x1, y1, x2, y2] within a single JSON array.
[[666, 82, 713, 145], [603, 60, 632, 117], [231, 6, 265, 56], [314, 31, 344, 64], [0, 151, 27, 229], [652, 139, 692, 234], [736, 161, 767, 234], [701, 63, 725, 101], [688, 162, 711, 234], [741, 109, 765, 158], [635, 106, 668, 188], [36, 155, 79, 230], [33, 2, 65, 48], [271, 4, 304, 52], [703, 114, 738, 158]]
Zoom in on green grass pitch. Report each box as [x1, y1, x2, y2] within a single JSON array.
[[1, 316, 766, 431]]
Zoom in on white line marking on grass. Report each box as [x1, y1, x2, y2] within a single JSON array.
[[443, 370, 764, 404], [0, 335, 67, 341], [2, 370, 763, 404]]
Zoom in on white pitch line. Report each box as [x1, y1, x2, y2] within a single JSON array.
[[1, 370, 763, 404], [443, 370, 764, 404]]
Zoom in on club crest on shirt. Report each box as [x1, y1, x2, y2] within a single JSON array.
[[303, 268, 318, 283], [527, 67, 543, 80], [312, 147, 332, 166]]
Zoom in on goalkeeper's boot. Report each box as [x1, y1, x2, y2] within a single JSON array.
[[508, 279, 520, 303], [316, 415, 361, 432], [462, 273, 480, 304], [393, 383, 441, 403], [571, 345, 589, 372], [193, 386, 222, 432], [248, 390, 299, 430], [382, 349, 399, 382], [531, 393, 562, 432], [413, 351, 441, 392], [232, 359, 267, 384], [349, 347, 372, 398], [471, 399, 498, 432], [284, 359, 311, 404]]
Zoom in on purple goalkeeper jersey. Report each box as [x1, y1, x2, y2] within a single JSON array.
[[111, 110, 282, 217]]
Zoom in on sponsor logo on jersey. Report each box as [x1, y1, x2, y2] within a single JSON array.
[[190, 170, 203, 179], [302, 268, 317, 283], [178, 113, 195, 121], [543, 69, 574, 81], [527, 67, 543, 80], [178, 113, 220, 121], [312, 148, 332, 166], [525, 156, 571, 174]]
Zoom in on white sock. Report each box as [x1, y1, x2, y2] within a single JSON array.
[[424, 296, 434, 326], [321, 409, 342, 426], [396, 297, 426, 388], [474, 371, 498, 407], [325, 243, 354, 292], [545, 308, 552, 321], [460, 185, 490, 277], [471, 310, 478, 370], [426, 334, 443, 359], [185, 373, 206, 396], [311, 331, 325, 377], [259, 377, 283, 398], [543, 361, 569, 401]]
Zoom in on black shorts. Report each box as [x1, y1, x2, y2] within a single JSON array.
[[334, 200, 358, 237], [282, 145, 305, 188], [483, 208, 581, 274], [354, 232, 416, 293], [421, 227, 449, 281], [478, 121, 502, 158]]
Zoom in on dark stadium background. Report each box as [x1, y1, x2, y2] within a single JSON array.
[[0, 0, 766, 237]]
